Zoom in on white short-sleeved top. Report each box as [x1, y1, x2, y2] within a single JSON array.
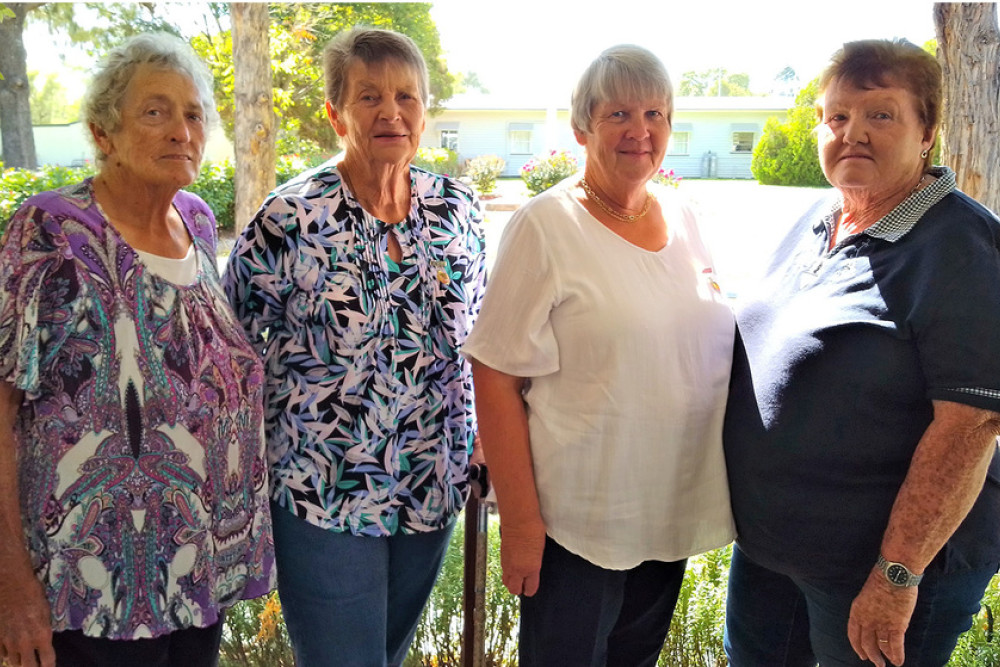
[[463, 180, 736, 569]]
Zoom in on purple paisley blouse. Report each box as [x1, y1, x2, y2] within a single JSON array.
[[0, 179, 274, 640]]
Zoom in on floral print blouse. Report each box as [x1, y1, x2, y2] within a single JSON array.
[[223, 162, 485, 536], [0, 179, 275, 640]]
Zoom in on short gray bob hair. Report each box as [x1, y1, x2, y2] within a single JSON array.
[[323, 27, 430, 109], [83, 32, 218, 161], [571, 44, 673, 134]]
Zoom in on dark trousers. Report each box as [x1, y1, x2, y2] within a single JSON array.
[[519, 535, 687, 667], [724, 543, 998, 667], [51, 616, 225, 667]]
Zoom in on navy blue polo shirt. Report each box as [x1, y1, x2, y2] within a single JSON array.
[[725, 168, 1000, 581]]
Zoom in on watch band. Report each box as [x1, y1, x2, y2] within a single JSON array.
[[876, 554, 924, 588]]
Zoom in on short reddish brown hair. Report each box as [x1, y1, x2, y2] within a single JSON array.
[[818, 39, 942, 166]]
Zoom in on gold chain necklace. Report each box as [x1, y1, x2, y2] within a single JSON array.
[[579, 179, 653, 223]]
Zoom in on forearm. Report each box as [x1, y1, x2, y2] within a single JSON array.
[[880, 400, 1000, 571], [470, 359, 543, 531], [0, 383, 31, 577]]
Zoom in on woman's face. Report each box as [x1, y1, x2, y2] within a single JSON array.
[[574, 96, 670, 189], [93, 64, 206, 189], [817, 76, 935, 197], [326, 58, 426, 169]]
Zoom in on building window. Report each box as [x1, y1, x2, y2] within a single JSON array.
[[732, 131, 755, 153], [509, 128, 532, 155], [440, 129, 459, 152], [668, 131, 690, 155]]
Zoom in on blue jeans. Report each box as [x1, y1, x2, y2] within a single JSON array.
[[519, 536, 687, 667], [270, 502, 454, 667], [724, 544, 997, 667]]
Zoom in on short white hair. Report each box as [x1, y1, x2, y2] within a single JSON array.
[[83, 32, 218, 162], [571, 44, 673, 134]]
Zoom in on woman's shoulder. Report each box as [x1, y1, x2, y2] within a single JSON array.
[[173, 189, 218, 246], [916, 189, 1000, 249], [20, 179, 98, 220], [410, 166, 482, 223], [248, 161, 348, 233]]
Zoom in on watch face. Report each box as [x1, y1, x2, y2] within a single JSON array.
[[886, 564, 910, 586]]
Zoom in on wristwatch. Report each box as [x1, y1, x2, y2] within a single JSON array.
[[876, 554, 923, 588]]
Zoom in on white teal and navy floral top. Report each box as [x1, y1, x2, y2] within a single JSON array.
[[223, 162, 486, 536], [0, 180, 275, 640]]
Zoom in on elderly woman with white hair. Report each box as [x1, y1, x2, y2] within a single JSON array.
[[0, 33, 274, 667], [463, 44, 735, 665], [223, 26, 485, 667]]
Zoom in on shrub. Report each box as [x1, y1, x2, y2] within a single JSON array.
[[413, 147, 461, 177], [751, 79, 829, 187], [1, 163, 96, 233], [465, 155, 506, 196], [949, 574, 1000, 666], [405, 512, 519, 666], [219, 592, 294, 667], [659, 546, 730, 666], [187, 160, 236, 230], [521, 150, 578, 196], [653, 167, 682, 189]]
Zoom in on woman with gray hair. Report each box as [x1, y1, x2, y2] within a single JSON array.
[[223, 26, 485, 666], [463, 44, 735, 665], [0, 33, 274, 667]]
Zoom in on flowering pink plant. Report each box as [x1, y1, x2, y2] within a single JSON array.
[[652, 167, 682, 188], [521, 150, 578, 196]]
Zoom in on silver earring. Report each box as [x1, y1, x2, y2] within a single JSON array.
[[920, 149, 929, 159]]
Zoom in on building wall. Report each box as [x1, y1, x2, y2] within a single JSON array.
[[426, 109, 582, 177], [423, 107, 788, 179], [4, 121, 235, 168]]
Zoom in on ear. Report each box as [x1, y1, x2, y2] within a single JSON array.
[[325, 100, 347, 137], [922, 125, 938, 152], [90, 123, 114, 157], [573, 127, 588, 147]]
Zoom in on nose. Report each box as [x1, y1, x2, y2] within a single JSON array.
[[378, 98, 401, 121], [842, 116, 867, 145], [624, 114, 650, 140], [168, 113, 192, 143]]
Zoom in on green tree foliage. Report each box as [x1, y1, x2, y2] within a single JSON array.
[[751, 78, 829, 187], [30, 3, 181, 54], [678, 68, 753, 96], [28, 71, 79, 124], [191, 3, 456, 154]]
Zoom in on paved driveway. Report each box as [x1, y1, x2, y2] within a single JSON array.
[[482, 178, 832, 298]]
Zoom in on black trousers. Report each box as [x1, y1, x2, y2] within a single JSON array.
[[50, 615, 225, 667], [519, 536, 686, 667]]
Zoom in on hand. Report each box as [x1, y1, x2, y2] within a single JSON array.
[[847, 567, 918, 667], [498, 519, 546, 597], [0, 571, 55, 667], [470, 433, 486, 467]]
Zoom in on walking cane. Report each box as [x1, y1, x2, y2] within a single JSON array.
[[462, 463, 490, 667]]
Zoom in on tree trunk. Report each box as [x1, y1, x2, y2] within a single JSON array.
[[231, 3, 275, 234], [934, 2, 1000, 214], [0, 4, 41, 169]]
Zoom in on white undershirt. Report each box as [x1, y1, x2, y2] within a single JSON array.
[[135, 243, 198, 286], [463, 180, 735, 569]]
